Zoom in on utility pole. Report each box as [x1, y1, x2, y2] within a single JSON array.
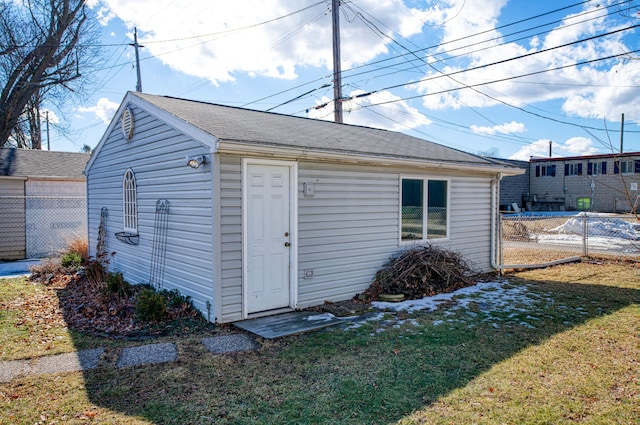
[[130, 27, 143, 92], [331, 0, 343, 123], [45, 111, 50, 151], [549, 140, 552, 157], [619, 113, 624, 153]]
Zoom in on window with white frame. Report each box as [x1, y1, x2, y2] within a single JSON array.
[[401, 177, 448, 241], [123, 169, 138, 233]]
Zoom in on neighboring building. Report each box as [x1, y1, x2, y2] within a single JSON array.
[[529, 153, 640, 213], [85, 92, 522, 323], [0, 148, 90, 260], [496, 158, 530, 211]]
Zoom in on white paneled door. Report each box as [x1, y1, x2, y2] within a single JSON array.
[[246, 163, 292, 314]]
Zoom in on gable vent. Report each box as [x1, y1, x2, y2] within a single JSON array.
[[121, 107, 134, 140]]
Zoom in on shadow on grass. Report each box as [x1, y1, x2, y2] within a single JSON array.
[[61, 278, 636, 425]]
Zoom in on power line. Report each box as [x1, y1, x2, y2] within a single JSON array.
[[246, 1, 636, 115], [341, 1, 636, 84], [358, 48, 640, 131], [340, 0, 608, 77], [350, 24, 638, 100]]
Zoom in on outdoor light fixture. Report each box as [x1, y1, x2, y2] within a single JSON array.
[[186, 155, 206, 169]]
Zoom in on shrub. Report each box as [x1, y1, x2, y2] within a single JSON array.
[[160, 288, 193, 308], [66, 238, 89, 262], [61, 252, 82, 268], [84, 259, 107, 292], [106, 271, 131, 299], [136, 288, 168, 322]]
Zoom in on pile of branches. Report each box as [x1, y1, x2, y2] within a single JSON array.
[[367, 245, 476, 300]]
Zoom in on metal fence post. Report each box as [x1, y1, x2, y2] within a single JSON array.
[[582, 214, 588, 257], [499, 214, 504, 268]]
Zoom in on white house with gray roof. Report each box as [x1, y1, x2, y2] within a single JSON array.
[[85, 91, 522, 323]]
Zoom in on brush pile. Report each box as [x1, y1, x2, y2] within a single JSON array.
[[367, 245, 476, 300]]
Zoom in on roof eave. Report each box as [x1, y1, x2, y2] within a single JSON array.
[[217, 140, 524, 175], [0, 175, 27, 181]]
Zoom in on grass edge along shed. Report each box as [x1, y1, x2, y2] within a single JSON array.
[[85, 91, 522, 323]]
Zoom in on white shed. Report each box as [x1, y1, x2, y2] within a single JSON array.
[[85, 92, 522, 323]]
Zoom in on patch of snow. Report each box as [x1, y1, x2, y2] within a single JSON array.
[[364, 280, 567, 331], [341, 312, 385, 330], [548, 215, 638, 240], [536, 234, 638, 252], [304, 313, 336, 322]]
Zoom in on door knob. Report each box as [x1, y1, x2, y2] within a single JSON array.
[[284, 242, 290, 247]]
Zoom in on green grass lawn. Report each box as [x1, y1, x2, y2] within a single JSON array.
[[1, 261, 637, 424]]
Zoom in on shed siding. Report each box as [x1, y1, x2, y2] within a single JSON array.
[[218, 155, 243, 322], [296, 164, 494, 308], [297, 164, 399, 307], [87, 105, 215, 316], [446, 176, 493, 271], [0, 179, 26, 260]]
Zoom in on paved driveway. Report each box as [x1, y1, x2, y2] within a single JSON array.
[[0, 259, 41, 278]]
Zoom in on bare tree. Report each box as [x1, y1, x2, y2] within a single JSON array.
[[0, 0, 99, 148]]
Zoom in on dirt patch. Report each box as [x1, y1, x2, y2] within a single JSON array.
[[316, 299, 374, 317]]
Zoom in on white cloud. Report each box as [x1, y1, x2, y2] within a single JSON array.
[[509, 137, 599, 161], [77, 98, 119, 124], [414, 0, 640, 121], [471, 121, 525, 135], [95, 6, 116, 26], [308, 90, 431, 131], [562, 136, 600, 156], [422, 0, 507, 49], [98, 0, 427, 85]]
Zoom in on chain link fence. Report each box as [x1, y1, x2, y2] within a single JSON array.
[[499, 213, 639, 268], [0, 195, 87, 259]]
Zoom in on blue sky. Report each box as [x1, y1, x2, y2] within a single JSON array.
[[49, 0, 640, 159]]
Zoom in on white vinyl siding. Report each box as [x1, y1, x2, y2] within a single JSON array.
[[218, 155, 243, 322], [86, 105, 215, 317], [446, 176, 493, 271], [297, 164, 400, 307], [296, 165, 494, 308]]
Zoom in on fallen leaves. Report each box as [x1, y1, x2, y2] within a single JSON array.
[[18, 270, 209, 338]]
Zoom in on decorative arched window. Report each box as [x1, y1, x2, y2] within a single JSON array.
[[123, 169, 138, 233]]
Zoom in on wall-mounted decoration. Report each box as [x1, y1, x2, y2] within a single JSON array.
[[121, 107, 134, 140]]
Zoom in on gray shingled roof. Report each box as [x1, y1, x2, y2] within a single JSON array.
[[133, 92, 511, 169], [0, 148, 89, 179]]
